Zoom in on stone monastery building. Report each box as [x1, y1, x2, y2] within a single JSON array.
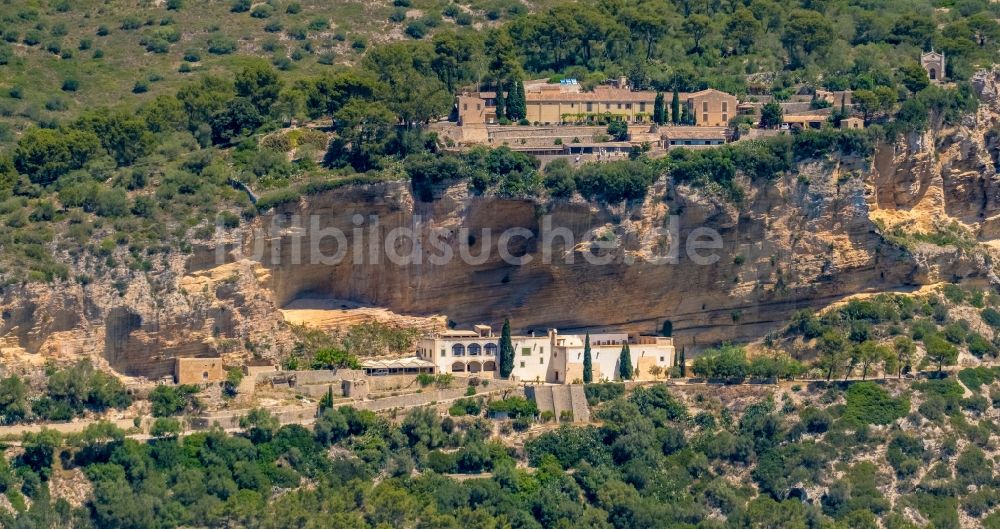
[[415, 325, 675, 384]]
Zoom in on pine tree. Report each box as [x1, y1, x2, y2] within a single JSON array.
[[671, 88, 681, 124], [619, 343, 633, 380], [582, 332, 593, 383], [494, 81, 506, 122], [653, 92, 665, 124], [679, 347, 687, 377], [499, 318, 514, 378]]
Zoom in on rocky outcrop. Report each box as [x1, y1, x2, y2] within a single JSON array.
[[6, 71, 1000, 372]]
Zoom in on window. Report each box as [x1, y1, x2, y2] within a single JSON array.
[[625, 103, 631, 110], [703, 113, 708, 123], [477, 104, 481, 110], [202, 371, 209, 380], [660, 356, 665, 362], [639, 102, 646, 112], [468, 343, 481, 356], [722, 113, 728, 122], [586, 102, 593, 112], [440, 348, 446, 357], [453, 344, 466, 356], [484, 343, 498, 356], [702, 101, 708, 112], [520, 361, 525, 368], [722, 102, 728, 112], [539, 357, 543, 364], [522, 347, 532, 356], [463, 103, 468, 111], [617, 103, 622, 109]]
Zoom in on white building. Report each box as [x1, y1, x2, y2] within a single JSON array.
[[415, 325, 675, 384]]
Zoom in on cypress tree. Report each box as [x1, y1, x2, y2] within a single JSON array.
[[582, 333, 593, 383], [679, 347, 687, 377], [494, 81, 506, 122], [319, 386, 333, 410], [508, 73, 526, 121], [681, 104, 693, 125], [499, 318, 514, 378], [653, 92, 665, 124], [670, 87, 681, 124], [619, 343, 633, 380]]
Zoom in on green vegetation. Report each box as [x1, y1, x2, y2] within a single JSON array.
[[841, 381, 909, 425], [786, 286, 1000, 379], [1, 374, 999, 528], [0, 361, 131, 423], [0, 0, 991, 283], [148, 384, 201, 417], [498, 317, 514, 378], [691, 344, 801, 382]]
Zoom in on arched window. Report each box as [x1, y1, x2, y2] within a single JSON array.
[[451, 361, 466, 372], [452, 344, 466, 356], [468, 343, 482, 356], [929, 68, 937, 80], [484, 343, 498, 356]]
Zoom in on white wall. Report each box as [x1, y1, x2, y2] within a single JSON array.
[[510, 336, 555, 383]]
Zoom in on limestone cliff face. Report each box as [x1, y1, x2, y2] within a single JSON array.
[[249, 69, 1000, 350], [5, 69, 1000, 376]]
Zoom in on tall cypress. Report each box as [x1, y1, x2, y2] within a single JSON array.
[[582, 333, 593, 383], [508, 74, 526, 121], [499, 318, 514, 378], [619, 343, 633, 380], [679, 347, 686, 377], [670, 87, 681, 124], [494, 81, 506, 122], [653, 92, 665, 124]]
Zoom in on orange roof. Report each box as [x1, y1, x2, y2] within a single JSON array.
[[685, 88, 735, 99], [525, 86, 658, 103], [664, 126, 728, 140]]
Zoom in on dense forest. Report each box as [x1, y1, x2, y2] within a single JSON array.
[[2, 373, 1000, 528]]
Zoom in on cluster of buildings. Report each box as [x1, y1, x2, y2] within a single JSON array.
[[458, 77, 737, 129], [446, 50, 946, 162], [413, 325, 675, 384]]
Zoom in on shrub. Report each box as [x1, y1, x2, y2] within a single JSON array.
[[983, 307, 1000, 329], [251, 5, 273, 18], [61, 79, 79, 92], [842, 382, 909, 425], [231, 0, 251, 12], [583, 382, 624, 405], [207, 37, 237, 55], [448, 398, 480, 417], [405, 21, 427, 39], [487, 397, 537, 419], [575, 159, 656, 202]]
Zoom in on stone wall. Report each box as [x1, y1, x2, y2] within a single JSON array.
[[175, 357, 225, 384]]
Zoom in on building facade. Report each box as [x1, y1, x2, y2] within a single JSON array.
[[174, 357, 225, 385], [684, 89, 737, 127], [416, 326, 675, 384], [524, 85, 658, 124], [921, 51, 945, 83], [456, 82, 738, 129]]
